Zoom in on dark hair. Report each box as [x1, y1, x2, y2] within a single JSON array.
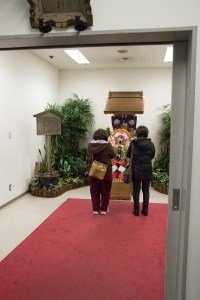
[[93, 129, 108, 141], [136, 126, 149, 138]]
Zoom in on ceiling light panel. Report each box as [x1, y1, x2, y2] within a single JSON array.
[[164, 46, 173, 62], [64, 49, 90, 64]]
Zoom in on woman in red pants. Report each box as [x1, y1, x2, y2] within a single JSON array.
[[87, 129, 115, 215]]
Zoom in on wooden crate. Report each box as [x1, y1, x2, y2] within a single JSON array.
[[110, 180, 132, 200]]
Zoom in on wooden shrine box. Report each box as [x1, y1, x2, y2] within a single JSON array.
[[110, 180, 132, 200], [104, 91, 143, 200], [104, 91, 144, 115], [33, 110, 61, 136]]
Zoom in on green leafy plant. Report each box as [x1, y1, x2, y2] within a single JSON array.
[[66, 177, 84, 184], [153, 169, 169, 186], [47, 94, 94, 150], [38, 145, 47, 173], [153, 151, 170, 174], [41, 94, 94, 181], [158, 104, 171, 152], [153, 104, 171, 193], [105, 127, 111, 137], [29, 176, 40, 188]]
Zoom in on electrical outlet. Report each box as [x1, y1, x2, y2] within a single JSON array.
[[9, 184, 12, 191]]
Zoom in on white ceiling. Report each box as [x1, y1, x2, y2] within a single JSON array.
[[32, 44, 173, 70]]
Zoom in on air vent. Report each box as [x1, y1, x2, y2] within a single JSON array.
[[118, 49, 128, 54], [120, 57, 134, 62]]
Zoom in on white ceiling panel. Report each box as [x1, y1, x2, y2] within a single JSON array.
[[32, 44, 173, 70]]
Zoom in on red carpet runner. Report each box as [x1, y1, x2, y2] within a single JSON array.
[[0, 199, 167, 300]]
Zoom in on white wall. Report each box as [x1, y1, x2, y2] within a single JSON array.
[[0, 51, 59, 207], [0, 1, 199, 35], [59, 68, 172, 151], [0, 1, 200, 299]]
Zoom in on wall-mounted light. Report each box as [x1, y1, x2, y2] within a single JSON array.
[[64, 49, 90, 64], [164, 46, 173, 62]]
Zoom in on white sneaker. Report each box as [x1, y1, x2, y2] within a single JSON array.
[[93, 211, 99, 215], [100, 208, 110, 215]]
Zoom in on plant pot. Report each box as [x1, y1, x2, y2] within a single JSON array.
[[30, 187, 36, 196], [152, 180, 168, 194], [51, 188, 57, 197], [62, 184, 67, 191], [72, 183, 77, 189], [46, 189, 52, 198], [35, 187, 39, 196], [67, 183, 73, 190], [39, 174, 59, 188], [42, 187, 47, 197]]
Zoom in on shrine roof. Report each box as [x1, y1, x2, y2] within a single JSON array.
[[104, 91, 144, 115]]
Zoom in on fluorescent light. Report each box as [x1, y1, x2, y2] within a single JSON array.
[[64, 49, 90, 64], [164, 46, 173, 62]]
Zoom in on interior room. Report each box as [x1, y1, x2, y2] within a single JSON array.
[[0, 44, 172, 205], [0, 44, 172, 299], [1, 1, 200, 299]]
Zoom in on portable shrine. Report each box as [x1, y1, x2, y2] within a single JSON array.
[[104, 91, 144, 200]]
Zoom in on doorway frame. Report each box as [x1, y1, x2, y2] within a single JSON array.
[[0, 27, 197, 300]]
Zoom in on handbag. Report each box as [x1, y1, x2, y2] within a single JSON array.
[[89, 160, 108, 180], [123, 145, 134, 184]]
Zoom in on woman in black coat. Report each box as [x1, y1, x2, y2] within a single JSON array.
[[126, 126, 155, 216]]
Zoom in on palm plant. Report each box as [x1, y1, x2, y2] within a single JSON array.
[[153, 104, 171, 193], [159, 104, 171, 153], [46, 94, 94, 180]]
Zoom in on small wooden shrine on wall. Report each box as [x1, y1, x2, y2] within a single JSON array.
[[104, 91, 144, 200]]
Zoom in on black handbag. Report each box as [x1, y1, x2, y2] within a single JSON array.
[[124, 145, 134, 184]]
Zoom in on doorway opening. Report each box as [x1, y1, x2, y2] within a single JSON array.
[[0, 28, 196, 300]]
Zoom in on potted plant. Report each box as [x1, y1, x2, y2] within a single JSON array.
[[47, 94, 94, 182], [152, 104, 170, 194], [37, 146, 59, 188], [35, 94, 94, 193]]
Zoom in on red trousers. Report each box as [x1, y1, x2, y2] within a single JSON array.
[[89, 171, 113, 211]]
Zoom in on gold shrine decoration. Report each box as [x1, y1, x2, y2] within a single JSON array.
[[104, 91, 144, 115], [27, 0, 93, 29]]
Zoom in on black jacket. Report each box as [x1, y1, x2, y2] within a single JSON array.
[[126, 137, 155, 180], [87, 140, 115, 172]]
